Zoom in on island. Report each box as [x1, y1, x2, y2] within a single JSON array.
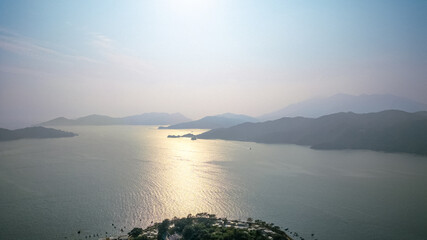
[[167, 133, 197, 139], [0, 126, 77, 141]]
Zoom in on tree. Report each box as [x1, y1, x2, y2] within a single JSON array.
[[182, 225, 195, 239], [157, 219, 170, 240], [128, 228, 143, 238], [247, 217, 253, 227], [174, 217, 192, 232], [272, 235, 288, 240], [135, 235, 149, 240]]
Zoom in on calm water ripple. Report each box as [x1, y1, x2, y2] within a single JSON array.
[[0, 126, 426, 240]]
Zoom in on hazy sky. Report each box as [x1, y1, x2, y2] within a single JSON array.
[[1, 0, 426, 128]]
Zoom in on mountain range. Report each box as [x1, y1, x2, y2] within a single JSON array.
[[259, 94, 427, 120], [37, 94, 427, 130], [198, 110, 427, 155], [158, 113, 258, 129], [39, 112, 191, 126]]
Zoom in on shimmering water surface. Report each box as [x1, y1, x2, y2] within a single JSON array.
[[1, 126, 426, 240]]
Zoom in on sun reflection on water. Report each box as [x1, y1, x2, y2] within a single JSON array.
[[149, 129, 227, 218]]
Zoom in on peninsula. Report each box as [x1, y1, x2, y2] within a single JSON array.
[[198, 110, 427, 155], [122, 213, 293, 240]]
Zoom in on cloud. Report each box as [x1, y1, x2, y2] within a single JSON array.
[[0, 27, 97, 63], [0, 34, 58, 56], [90, 33, 155, 78], [91, 33, 114, 49], [0, 27, 156, 83], [0, 65, 56, 79]]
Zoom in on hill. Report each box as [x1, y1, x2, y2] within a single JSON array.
[[122, 112, 190, 125], [39, 113, 190, 126], [159, 113, 258, 129], [199, 110, 427, 155], [260, 94, 427, 120], [0, 126, 77, 141]]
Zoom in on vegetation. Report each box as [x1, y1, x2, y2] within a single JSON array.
[[0, 126, 76, 141], [158, 114, 257, 129], [39, 113, 191, 126], [129, 228, 143, 238], [128, 213, 292, 240], [198, 110, 427, 155]]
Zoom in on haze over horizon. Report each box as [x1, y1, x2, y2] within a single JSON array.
[[1, 0, 426, 129]]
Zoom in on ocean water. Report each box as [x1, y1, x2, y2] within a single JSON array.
[[0, 126, 426, 240]]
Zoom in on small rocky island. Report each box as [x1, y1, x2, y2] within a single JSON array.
[[98, 213, 294, 240], [0, 126, 77, 141], [167, 133, 196, 139]]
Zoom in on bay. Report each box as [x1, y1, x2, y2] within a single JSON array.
[[0, 126, 426, 240]]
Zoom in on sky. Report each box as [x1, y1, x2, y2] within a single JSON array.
[[0, 0, 426, 128]]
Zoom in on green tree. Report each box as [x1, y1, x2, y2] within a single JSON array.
[[135, 235, 149, 240], [128, 228, 143, 238], [174, 217, 192, 232], [157, 219, 170, 240], [182, 225, 195, 239]]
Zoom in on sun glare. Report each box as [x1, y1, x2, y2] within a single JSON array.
[[167, 0, 216, 17]]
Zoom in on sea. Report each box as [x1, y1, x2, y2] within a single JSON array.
[[0, 126, 426, 240]]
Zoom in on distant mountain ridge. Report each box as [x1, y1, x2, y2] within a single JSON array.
[[0, 126, 77, 141], [260, 94, 427, 120], [39, 112, 191, 126], [199, 110, 427, 155], [159, 113, 258, 129]]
